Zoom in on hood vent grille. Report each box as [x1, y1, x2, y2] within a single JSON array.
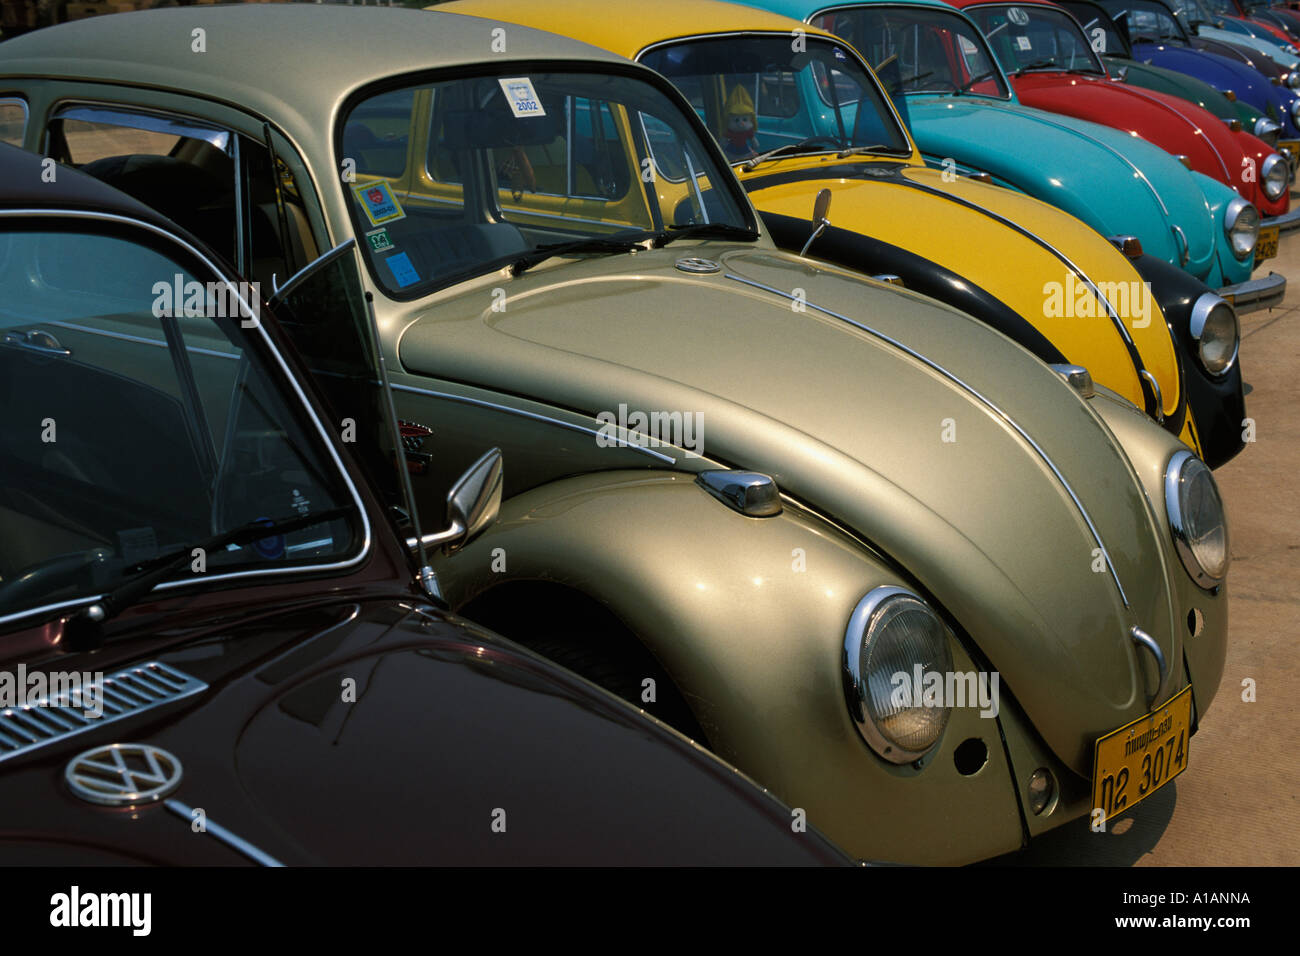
[[0, 661, 206, 764]]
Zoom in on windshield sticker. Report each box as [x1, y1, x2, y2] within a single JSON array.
[[1016, 36, 1033, 51], [352, 180, 405, 227], [385, 251, 420, 288], [1008, 7, 1030, 25], [959, 36, 979, 55], [498, 77, 547, 118], [366, 227, 394, 253], [832, 46, 847, 61]]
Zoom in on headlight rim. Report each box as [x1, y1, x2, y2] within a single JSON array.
[[1224, 194, 1260, 260], [1288, 71, 1300, 90], [1164, 450, 1229, 590], [1261, 152, 1288, 200], [1289, 97, 1300, 126], [1253, 116, 1282, 143], [842, 585, 954, 765], [1189, 292, 1240, 377]]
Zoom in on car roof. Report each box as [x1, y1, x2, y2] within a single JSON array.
[[0, 140, 186, 230], [439, 0, 840, 59], [758, 0, 963, 18], [0, 5, 628, 117]]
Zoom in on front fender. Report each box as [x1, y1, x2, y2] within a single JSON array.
[[437, 469, 1028, 864], [1128, 252, 1248, 468]]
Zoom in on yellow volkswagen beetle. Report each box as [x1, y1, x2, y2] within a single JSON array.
[[439, 0, 1249, 467]]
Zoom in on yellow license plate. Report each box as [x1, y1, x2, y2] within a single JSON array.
[[1091, 684, 1193, 823], [1257, 224, 1280, 263]]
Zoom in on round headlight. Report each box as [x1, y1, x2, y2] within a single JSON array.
[[1289, 97, 1300, 126], [1164, 451, 1229, 589], [1190, 293, 1240, 375], [1254, 116, 1282, 144], [842, 587, 953, 764], [1288, 71, 1300, 90], [1261, 152, 1289, 200], [1224, 195, 1260, 260]]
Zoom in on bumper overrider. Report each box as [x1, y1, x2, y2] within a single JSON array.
[[1219, 270, 1287, 314]]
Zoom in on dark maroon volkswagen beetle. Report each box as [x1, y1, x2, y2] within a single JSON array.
[[0, 144, 849, 866]]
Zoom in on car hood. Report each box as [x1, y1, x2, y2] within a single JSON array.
[[901, 95, 1217, 277], [743, 163, 1180, 416], [1134, 42, 1275, 108], [0, 600, 847, 864], [398, 246, 1184, 772]]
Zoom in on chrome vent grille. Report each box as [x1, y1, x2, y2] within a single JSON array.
[[0, 661, 206, 764]]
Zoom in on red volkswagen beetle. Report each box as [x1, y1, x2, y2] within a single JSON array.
[[953, 0, 1297, 239]]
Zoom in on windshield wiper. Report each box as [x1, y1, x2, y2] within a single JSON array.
[[742, 143, 836, 170], [510, 236, 648, 276], [955, 69, 999, 94], [1010, 59, 1064, 75], [63, 506, 351, 648], [652, 223, 759, 247]]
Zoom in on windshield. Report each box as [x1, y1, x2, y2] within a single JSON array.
[[638, 34, 910, 165], [339, 69, 753, 297], [1199, 0, 1244, 17], [0, 223, 363, 626], [1104, 0, 1194, 42], [811, 6, 1012, 99], [968, 4, 1109, 75], [1062, 3, 1131, 55]]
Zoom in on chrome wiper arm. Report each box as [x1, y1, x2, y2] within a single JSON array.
[[510, 236, 648, 276], [63, 507, 351, 648]]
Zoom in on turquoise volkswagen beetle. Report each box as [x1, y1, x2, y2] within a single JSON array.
[[751, 0, 1285, 311]]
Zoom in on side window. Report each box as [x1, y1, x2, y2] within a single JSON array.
[[0, 224, 361, 617], [569, 98, 630, 200], [47, 107, 238, 265], [47, 105, 317, 291], [0, 99, 28, 147]]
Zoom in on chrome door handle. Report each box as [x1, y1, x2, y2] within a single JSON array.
[[1, 329, 72, 357]]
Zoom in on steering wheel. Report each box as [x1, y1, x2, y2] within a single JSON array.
[[0, 548, 113, 611]]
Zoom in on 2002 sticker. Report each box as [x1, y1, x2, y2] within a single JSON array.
[[498, 77, 547, 118]]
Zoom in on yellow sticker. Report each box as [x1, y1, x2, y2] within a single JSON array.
[[352, 180, 405, 227]]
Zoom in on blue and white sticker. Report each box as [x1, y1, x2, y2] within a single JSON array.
[[1016, 35, 1033, 51], [498, 77, 547, 118], [385, 251, 420, 288]]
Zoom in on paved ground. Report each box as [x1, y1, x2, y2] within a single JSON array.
[[997, 237, 1300, 866]]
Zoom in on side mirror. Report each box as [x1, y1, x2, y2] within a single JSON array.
[[408, 447, 503, 555], [801, 188, 833, 256]]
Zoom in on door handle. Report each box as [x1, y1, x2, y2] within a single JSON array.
[[1, 329, 72, 357]]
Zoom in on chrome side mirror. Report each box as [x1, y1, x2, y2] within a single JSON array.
[[801, 188, 832, 257], [408, 447, 503, 555]]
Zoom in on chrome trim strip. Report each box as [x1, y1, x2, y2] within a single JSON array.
[[389, 382, 676, 464], [1109, 84, 1231, 183], [1139, 369, 1164, 423], [0, 208, 373, 628], [165, 799, 285, 867], [0, 662, 206, 765], [726, 272, 1130, 607], [44, 320, 239, 361]]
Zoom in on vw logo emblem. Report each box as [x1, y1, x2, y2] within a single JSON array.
[[65, 744, 183, 807], [675, 257, 721, 274]]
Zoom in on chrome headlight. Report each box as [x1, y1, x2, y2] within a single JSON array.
[[1289, 97, 1300, 126], [1164, 451, 1229, 589], [1190, 292, 1240, 375], [1261, 152, 1289, 200], [842, 586, 953, 764], [1288, 71, 1300, 90], [1224, 195, 1260, 260], [1254, 116, 1282, 144]]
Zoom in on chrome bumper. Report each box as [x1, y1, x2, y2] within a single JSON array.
[[1219, 271, 1287, 314], [1262, 205, 1300, 233]]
